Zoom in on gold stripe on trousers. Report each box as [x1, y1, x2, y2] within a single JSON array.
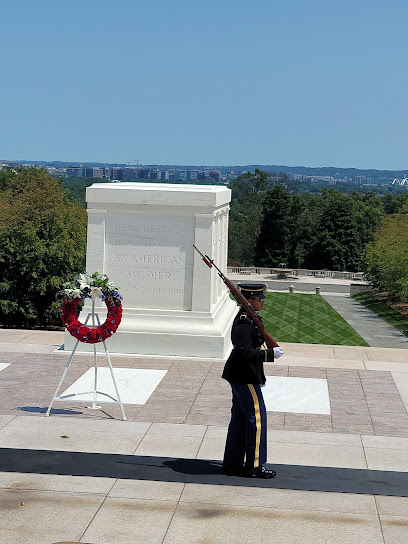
[[248, 384, 261, 468]]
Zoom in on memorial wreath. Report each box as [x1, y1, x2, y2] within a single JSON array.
[[58, 272, 123, 344]]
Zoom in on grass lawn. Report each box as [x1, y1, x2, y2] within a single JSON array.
[[353, 292, 408, 336], [259, 292, 369, 346]]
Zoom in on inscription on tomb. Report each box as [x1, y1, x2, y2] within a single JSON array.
[[105, 214, 193, 310]]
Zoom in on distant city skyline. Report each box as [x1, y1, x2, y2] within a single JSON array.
[[2, 157, 407, 174], [1, 1, 407, 170], [2, 158, 408, 171], [3, 159, 407, 186]]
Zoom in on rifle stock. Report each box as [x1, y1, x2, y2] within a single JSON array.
[[193, 245, 279, 348]]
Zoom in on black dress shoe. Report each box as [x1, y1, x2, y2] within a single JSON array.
[[245, 465, 276, 478], [221, 465, 245, 476]]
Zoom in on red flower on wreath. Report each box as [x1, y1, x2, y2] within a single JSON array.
[[61, 298, 123, 344]]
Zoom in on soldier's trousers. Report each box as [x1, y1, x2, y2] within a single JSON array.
[[223, 382, 267, 470]]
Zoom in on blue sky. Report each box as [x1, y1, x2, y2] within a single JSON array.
[[1, 0, 407, 169]]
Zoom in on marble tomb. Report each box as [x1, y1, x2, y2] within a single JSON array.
[[64, 183, 237, 358]]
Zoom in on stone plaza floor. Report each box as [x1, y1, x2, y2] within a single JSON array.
[[0, 328, 408, 543]]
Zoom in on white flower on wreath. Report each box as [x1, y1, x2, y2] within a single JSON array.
[[71, 288, 82, 299], [90, 286, 102, 300], [79, 273, 91, 290]]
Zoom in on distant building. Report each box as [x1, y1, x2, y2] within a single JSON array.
[[208, 170, 221, 182], [137, 169, 149, 179], [169, 170, 183, 181], [67, 167, 84, 177], [226, 171, 243, 180], [110, 168, 123, 181], [187, 170, 198, 181], [149, 170, 160, 180], [122, 168, 138, 180], [67, 166, 84, 178], [161, 170, 169, 180], [85, 167, 104, 178], [353, 176, 373, 184]]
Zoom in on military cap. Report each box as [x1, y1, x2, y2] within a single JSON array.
[[238, 283, 267, 299]]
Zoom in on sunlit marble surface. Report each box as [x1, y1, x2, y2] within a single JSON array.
[[263, 376, 331, 414], [60, 368, 167, 404]]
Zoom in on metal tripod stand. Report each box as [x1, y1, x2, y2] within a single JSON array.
[[46, 299, 126, 420]]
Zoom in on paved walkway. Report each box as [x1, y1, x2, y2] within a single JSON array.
[[323, 295, 408, 349], [0, 329, 408, 543]]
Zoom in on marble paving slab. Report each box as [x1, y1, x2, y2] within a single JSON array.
[[60, 368, 167, 404], [263, 376, 331, 414]]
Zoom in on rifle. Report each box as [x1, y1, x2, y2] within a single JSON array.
[[193, 245, 279, 348]]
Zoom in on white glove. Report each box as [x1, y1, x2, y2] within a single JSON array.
[[273, 347, 284, 359]]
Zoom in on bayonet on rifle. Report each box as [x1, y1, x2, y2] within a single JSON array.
[[192, 244, 279, 348]]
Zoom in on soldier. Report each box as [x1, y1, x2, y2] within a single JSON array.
[[222, 283, 284, 478]]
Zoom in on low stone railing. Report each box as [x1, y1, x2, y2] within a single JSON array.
[[227, 267, 366, 281]]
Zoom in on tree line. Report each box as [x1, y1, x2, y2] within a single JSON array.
[[1, 167, 407, 329], [364, 213, 408, 301], [228, 170, 408, 274]]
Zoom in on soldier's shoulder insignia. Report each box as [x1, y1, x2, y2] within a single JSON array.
[[238, 312, 252, 324]]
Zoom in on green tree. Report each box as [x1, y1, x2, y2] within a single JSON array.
[[364, 214, 408, 301], [382, 192, 408, 215], [228, 169, 287, 265], [0, 168, 87, 327], [350, 191, 384, 260], [228, 170, 268, 265], [300, 188, 383, 271], [288, 193, 320, 268], [382, 193, 399, 214], [305, 188, 360, 271], [61, 177, 98, 207], [254, 185, 292, 267]]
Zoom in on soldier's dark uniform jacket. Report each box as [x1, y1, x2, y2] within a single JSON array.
[[222, 307, 275, 385]]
